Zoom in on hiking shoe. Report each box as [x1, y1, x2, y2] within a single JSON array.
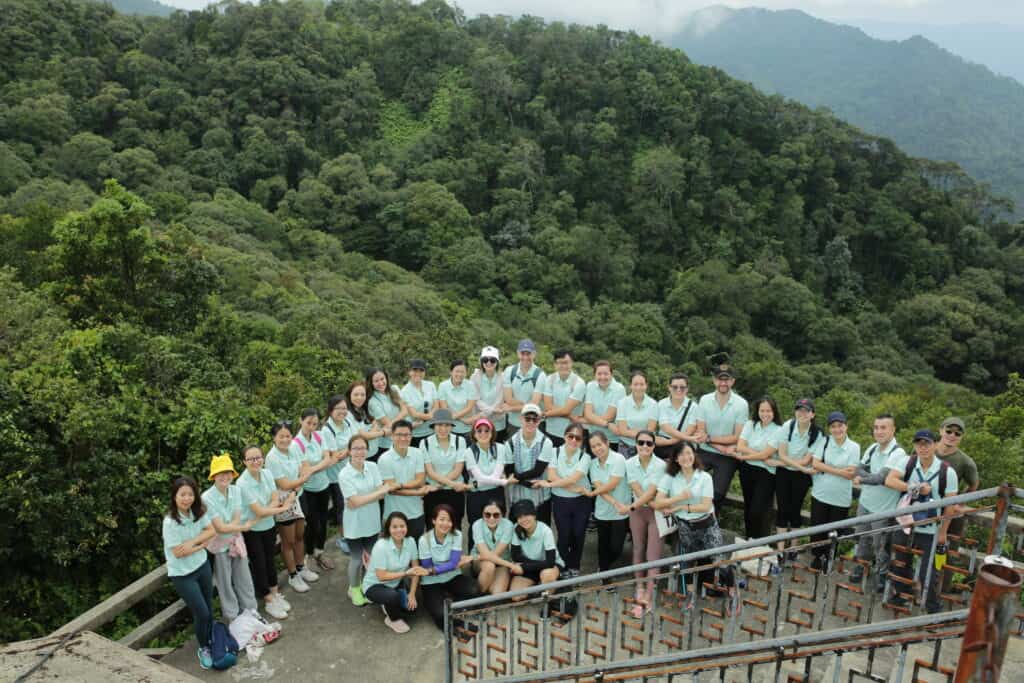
[[349, 586, 369, 606], [288, 574, 310, 593], [299, 565, 320, 583], [384, 617, 410, 633], [265, 598, 289, 619], [198, 647, 213, 670]]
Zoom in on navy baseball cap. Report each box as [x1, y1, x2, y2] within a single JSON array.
[[827, 411, 847, 425], [517, 339, 536, 353], [913, 429, 937, 443]]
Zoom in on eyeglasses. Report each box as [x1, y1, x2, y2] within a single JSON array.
[[481, 357, 498, 365], [944, 428, 963, 437], [564, 433, 582, 442], [244, 456, 263, 463], [636, 439, 655, 447], [670, 384, 688, 391], [523, 415, 539, 422], [393, 432, 412, 439], [475, 426, 492, 433], [483, 512, 502, 519]]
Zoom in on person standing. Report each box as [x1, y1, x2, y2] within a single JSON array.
[[202, 454, 259, 622], [378, 420, 432, 540], [934, 417, 979, 540], [694, 363, 748, 517], [502, 339, 545, 438], [540, 349, 586, 448], [734, 397, 783, 541], [368, 367, 410, 456], [654, 373, 700, 460], [885, 430, 958, 612], [401, 359, 438, 448], [585, 432, 630, 574], [471, 346, 507, 441], [582, 360, 625, 451], [438, 359, 478, 438], [773, 399, 820, 561], [421, 409, 469, 529], [625, 430, 667, 617], [463, 417, 514, 527], [265, 420, 319, 593], [808, 412, 860, 571], [614, 371, 659, 457], [505, 403, 554, 526], [346, 381, 385, 461], [849, 413, 908, 587], [541, 424, 592, 577], [321, 396, 353, 553], [294, 408, 342, 573]]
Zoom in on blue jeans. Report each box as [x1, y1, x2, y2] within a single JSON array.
[[170, 559, 214, 648]]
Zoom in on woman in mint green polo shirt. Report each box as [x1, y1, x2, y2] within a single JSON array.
[[293, 407, 342, 573], [462, 417, 514, 527], [438, 359, 478, 436], [508, 499, 562, 596], [472, 499, 517, 595], [201, 454, 258, 622], [339, 435, 396, 606], [584, 432, 630, 574], [367, 368, 410, 456], [614, 371, 659, 456], [422, 409, 469, 530], [471, 346, 507, 440], [539, 423, 591, 577], [809, 411, 861, 570], [162, 475, 217, 669], [321, 395, 352, 553], [346, 381, 386, 459], [624, 429, 667, 617], [265, 420, 318, 593], [401, 358, 438, 448], [237, 445, 294, 620], [363, 511, 430, 634], [734, 397, 783, 541], [418, 504, 479, 630]]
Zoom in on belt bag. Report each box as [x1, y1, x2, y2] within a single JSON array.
[[682, 514, 715, 531]]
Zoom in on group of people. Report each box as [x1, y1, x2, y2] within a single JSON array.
[[163, 341, 980, 668]]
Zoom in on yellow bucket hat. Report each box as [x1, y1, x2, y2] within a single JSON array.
[[208, 453, 238, 481]]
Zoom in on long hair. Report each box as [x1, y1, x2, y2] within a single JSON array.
[[665, 442, 704, 477], [167, 475, 206, 524]]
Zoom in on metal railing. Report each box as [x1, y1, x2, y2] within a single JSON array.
[[444, 485, 1020, 683]]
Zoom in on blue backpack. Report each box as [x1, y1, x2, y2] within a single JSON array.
[[211, 621, 239, 670]]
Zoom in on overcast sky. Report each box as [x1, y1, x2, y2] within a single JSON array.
[[160, 1, 1024, 33]]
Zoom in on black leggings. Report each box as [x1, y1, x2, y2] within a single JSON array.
[[328, 482, 344, 530], [595, 518, 628, 572], [421, 574, 480, 629], [775, 468, 812, 529], [810, 498, 849, 561], [698, 449, 739, 517], [300, 488, 331, 553], [365, 583, 407, 621], [243, 527, 279, 598], [552, 496, 591, 571], [738, 463, 775, 539]]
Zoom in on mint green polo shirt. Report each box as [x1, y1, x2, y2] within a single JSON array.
[[905, 457, 959, 534], [421, 433, 466, 489], [362, 536, 417, 593], [378, 446, 426, 520], [739, 420, 783, 473], [419, 530, 463, 585], [472, 517, 514, 559], [549, 447, 591, 498], [437, 379, 477, 435], [474, 371, 507, 431], [615, 394, 659, 447], [321, 417, 353, 484], [657, 397, 700, 440], [401, 380, 438, 438], [588, 452, 630, 521], [462, 442, 511, 492], [541, 371, 586, 437], [859, 440, 909, 513], [163, 511, 212, 577], [369, 391, 402, 449], [291, 432, 329, 493], [584, 379, 626, 443], [503, 363, 546, 428], [811, 436, 861, 508], [657, 470, 714, 521], [201, 484, 242, 553], [778, 419, 819, 471], [265, 445, 303, 493], [338, 461, 384, 540], [511, 521, 564, 567], [236, 469, 277, 532], [696, 391, 749, 454], [625, 454, 667, 500]]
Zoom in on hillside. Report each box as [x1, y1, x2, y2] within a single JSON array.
[[0, 0, 1022, 642], [667, 6, 1024, 214]]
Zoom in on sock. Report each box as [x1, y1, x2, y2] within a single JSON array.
[[296, 564, 304, 573]]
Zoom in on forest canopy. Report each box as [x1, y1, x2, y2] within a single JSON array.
[[0, 0, 1021, 643]]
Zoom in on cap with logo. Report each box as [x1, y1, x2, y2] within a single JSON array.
[[913, 429, 937, 443], [480, 345, 500, 361], [795, 398, 815, 412], [826, 411, 847, 425], [521, 402, 542, 416], [517, 339, 536, 354]]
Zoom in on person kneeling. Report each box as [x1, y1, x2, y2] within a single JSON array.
[[363, 512, 429, 633]]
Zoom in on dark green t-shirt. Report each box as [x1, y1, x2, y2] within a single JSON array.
[[936, 448, 979, 491]]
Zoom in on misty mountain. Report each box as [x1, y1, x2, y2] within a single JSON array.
[[668, 6, 1024, 213], [103, 0, 175, 16]]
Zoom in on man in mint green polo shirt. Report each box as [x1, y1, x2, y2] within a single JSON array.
[[378, 420, 432, 539], [503, 339, 546, 436], [694, 363, 749, 515], [541, 348, 586, 447]]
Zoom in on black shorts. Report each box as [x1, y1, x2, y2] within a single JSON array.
[[276, 518, 298, 527]]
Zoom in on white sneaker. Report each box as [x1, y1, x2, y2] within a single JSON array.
[[288, 574, 310, 593], [272, 593, 292, 611], [265, 599, 289, 620], [299, 565, 320, 583], [384, 617, 410, 634]]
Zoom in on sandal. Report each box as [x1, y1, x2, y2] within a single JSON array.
[[315, 554, 336, 571]]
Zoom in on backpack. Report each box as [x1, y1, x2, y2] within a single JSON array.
[[211, 621, 239, 670], [292, 431, 323, 454], [787, 420, 821, 449], [902, 456, 949, 496], [508, 363, 542, 388]]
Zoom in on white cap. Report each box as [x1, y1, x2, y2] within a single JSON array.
[[480, 345, 500, 361], [521, 403, 542, 416]]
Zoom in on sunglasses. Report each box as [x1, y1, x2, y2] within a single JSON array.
[[523, 415, 539, 422], [272, 420, 292, 431], [944, 428, 963, 437], [483, 512, 502, 519], [636, 439, 655, 447], [564, 433, 583, 442], [481, 357, 498, 365]]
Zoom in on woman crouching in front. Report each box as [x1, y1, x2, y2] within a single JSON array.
[[362, 511, 430, 633]]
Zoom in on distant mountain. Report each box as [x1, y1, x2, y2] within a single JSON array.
[[105, 0, 175, 16], [843, 20, 1024, 85], [667, 6, 1024, 213]]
